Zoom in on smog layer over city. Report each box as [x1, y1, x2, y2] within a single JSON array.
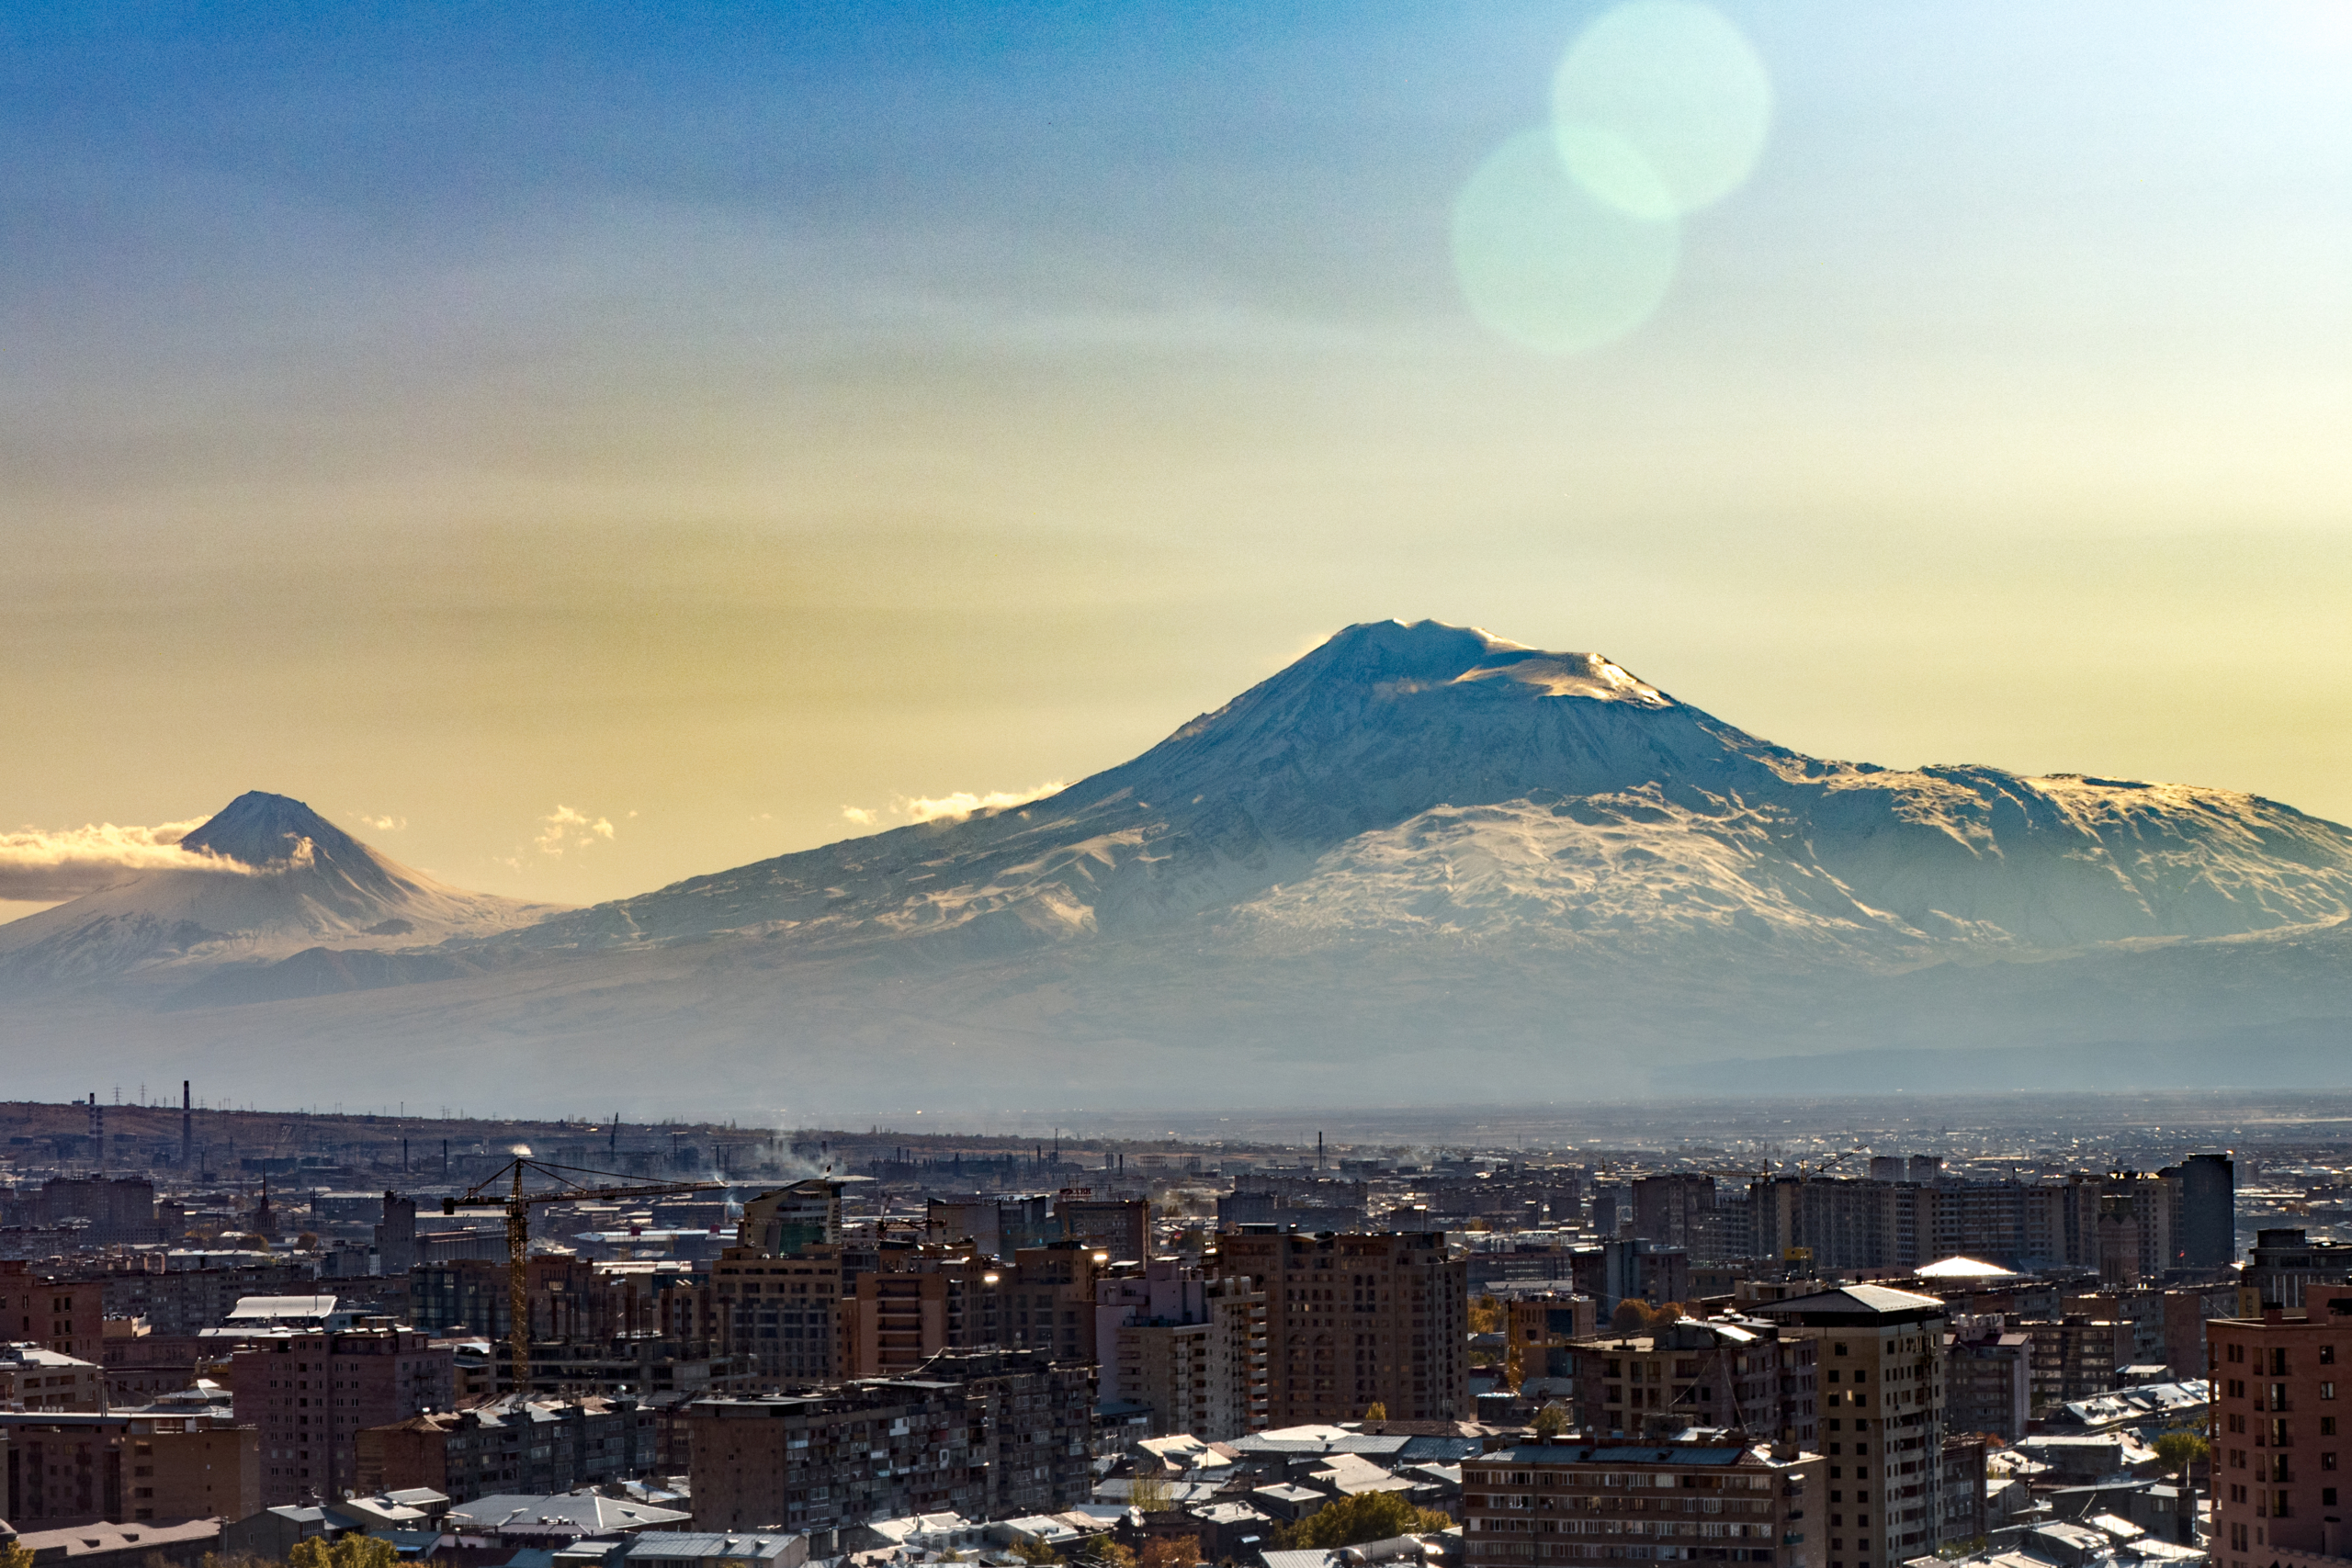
[[5, 6, 2349, 1568]]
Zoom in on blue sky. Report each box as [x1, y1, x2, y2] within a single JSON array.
[[6, 1, 2352, 910]]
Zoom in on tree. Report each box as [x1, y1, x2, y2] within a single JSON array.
[[1467, 1295, 1505, 1334], [1089, 1543, 1139, 1568], [1532, 1401, 1571, 1438], [1010, 1540, 1064, 1566], [1362, 1401, 1388, 1422], [289, 1536, 396, 1568], [1139, 1537, 1200, 1568], [5, 1540, 36, 1568], [1276, 1493, 1453, 1550], [1611, 1299, 1657, 1332], [1129, 1473, 1176, 1513], [2153, 1428, 2211, 1482]]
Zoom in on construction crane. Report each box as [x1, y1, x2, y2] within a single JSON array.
[[447, 1158, 723, 1393]]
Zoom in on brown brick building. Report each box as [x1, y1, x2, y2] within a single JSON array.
[[2, 1264, 106, 1363], [1212, 1230, 1466, 1426], [1460, 1433, 1822, 1568], [227, 1325, 452, 1506], [2209, 1285, 2352, 1568], [0, 1410, 257, 1526]]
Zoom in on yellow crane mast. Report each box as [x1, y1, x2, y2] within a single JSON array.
[[447, 1158, 722, 1393]]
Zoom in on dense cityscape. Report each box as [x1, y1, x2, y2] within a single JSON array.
[[6, 1090, 2347, 1568]]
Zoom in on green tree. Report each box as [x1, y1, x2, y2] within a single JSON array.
[[1129, 1473, 1176, 1513], [289, 1536, 396, 1568], [2153, 1428, 2211, 1482], [1532, 1401, 1571, 1438], [1276, 1493, 1454, 1550]]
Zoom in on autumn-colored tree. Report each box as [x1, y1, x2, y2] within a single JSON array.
[[289, 1535, 395, 1568], [1009, 1539, 1063, 1566], [1129, 1473, 1176, 1513], [1276, 1493, 1453, 1550], [1532, 1401, 1571, 1438], [1467, 1295, 1505, 1334], [1139, 1536, 1200, 1568], [5, 1540, 37, 1568], [1090, 1542, 1139, 1568], [1362, 1401, 1388, 1422], [1611, 1299, 1657, 1332]]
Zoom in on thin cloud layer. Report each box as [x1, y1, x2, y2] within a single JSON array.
[[0, 818, 249, 900], [842, 781, 1068, 829]]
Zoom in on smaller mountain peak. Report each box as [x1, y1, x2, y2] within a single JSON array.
[[1307, 619, 1525, 681], [177, 791, 370, 869]]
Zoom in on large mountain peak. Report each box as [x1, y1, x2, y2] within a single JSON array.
[[177, 791, 368, 870]]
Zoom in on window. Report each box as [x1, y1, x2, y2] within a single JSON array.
[[2276, 1349, 2291, 1375], [2325, 1346, 2337, 1366], [2330, 1490, 2341, 1507], [2324, 1417, 2338, 1437], [1833, 1343, 1848, 1358], [2326, 1383, 2338, 1401], [2325, 1453, 2338, 1472]]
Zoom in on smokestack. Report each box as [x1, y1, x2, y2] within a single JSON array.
[[182, 1080, 192, 1165], [88, 1092, 104, 1172]]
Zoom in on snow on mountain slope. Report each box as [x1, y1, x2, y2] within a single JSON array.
[[0, 792, 563, 987], [493, 619, 2352, 966]]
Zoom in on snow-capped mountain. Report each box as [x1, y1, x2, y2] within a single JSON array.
[[0, 791, 560, 987], [6, 622, 2350, 1113], [497, 619, 2352, 964]]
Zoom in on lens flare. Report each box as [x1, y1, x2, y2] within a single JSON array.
[[1450, 129, 1681, 355], [1551, 0, 1772, 220]]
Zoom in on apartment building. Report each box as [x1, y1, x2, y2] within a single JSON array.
[[1565, 1317, 1818, 1446], [0, 1409, 257, 1525], [2, 1263, 106, 1362], [1459, 1433, 1822, 1568], [1213, 1229, 1466, 1426], [0, 1343, 106, 1411], [688, 1348, 1094, 1533], [1095, 1258, 1267, 1439], [1748, 1286, 1946, 1568], [2208, 1285, 2352, 1568], [226, 1325, 453, 1505], [356, 1393, 656, 1498]]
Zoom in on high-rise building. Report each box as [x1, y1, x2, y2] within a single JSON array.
[[1212, 1229, 1466, 1426], [1747, 1286, 1946, 1568], [1632, 1175, 1717, 1252], [1459, 1432, 1823, 1568], [2207, 1286, 2352, 1568], [1940, 1320, 2030, 1443], [737, 1179, 846, 1258], [227, 1325, 454, 1505], [2160, 1153, 2235, 1270], [1095, 1258, 1267, 1439]]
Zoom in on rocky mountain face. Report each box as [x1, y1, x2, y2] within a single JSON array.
[[6, 624, 2349, 1112], [0, 791, 560, 987]]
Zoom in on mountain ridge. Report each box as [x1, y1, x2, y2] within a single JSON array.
[[5, 621, 2350, 1114]]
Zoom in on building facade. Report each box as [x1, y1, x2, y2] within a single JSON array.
[[1095, 1258, 1268, 1439], [1213, 1230, 1467, 1427], [1460, 1434, 1822, 1568], [1748, 1286, 1946, 1568], [226, 1325, 453, 1505], [688, 1348, 1094, 1533], [0, 1409, 257, 1526], [2208, 1286, 2352, 1568]]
